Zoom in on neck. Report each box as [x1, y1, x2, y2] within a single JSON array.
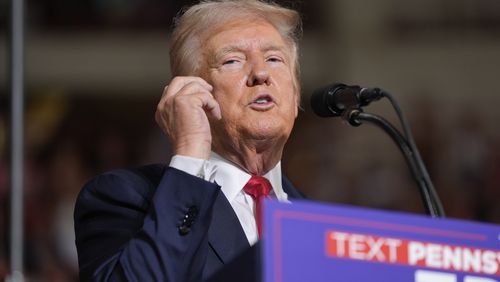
[[213, 136, 285, 175]]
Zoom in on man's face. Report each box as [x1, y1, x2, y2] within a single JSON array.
[[200, 19, 299, 150]]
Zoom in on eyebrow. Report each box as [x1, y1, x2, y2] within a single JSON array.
[[212, 43, 288, 63]]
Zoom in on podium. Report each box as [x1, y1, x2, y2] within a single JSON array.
[[209, 199, 500, 282]]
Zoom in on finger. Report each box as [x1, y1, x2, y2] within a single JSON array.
[[158, 80, 213, 115], [203, 97, 222, 120], [173, 91, 221, 120], [154, 106, 172, 136], [165, 76, 212, 98], [175, 81, 214, 98], [157, 89, 218, 126], [157, 81, 208, 117]]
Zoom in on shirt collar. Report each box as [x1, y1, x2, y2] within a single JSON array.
[[208, 152, 289, 203]]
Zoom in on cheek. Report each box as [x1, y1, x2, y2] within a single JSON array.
[[211, 70, 247, 95], [293, 94, 299, 118], [274, 72, 298, 105], [273, 66, 295, 88], [213, 88, 242, 119]]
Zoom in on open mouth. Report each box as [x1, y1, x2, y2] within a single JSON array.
[[250, 94, 274, 105]]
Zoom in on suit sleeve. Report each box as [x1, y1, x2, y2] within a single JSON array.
[[74, 166, 220, 282]]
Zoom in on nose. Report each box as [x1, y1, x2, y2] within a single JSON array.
[[247, 59, 271, 87]]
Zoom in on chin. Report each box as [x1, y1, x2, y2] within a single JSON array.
[[245, 120, 290, 141]]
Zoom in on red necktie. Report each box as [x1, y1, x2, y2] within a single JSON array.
[[243, 175, 272, 238]]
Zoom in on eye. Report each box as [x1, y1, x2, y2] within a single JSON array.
[[223, 59, 239, 65], [266, 56, 283, 63]]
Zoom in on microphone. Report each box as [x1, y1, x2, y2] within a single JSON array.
[[310, 83, 446, 217], [310, 83, 384, 117]]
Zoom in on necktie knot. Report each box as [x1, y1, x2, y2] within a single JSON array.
[[243, 175, 272, 239], [243, 175, 272, 200]]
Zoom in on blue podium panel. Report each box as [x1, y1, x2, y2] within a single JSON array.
[[262, 199, 500, 282]]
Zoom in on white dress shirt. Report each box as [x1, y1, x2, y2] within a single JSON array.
[[169, 152, 289, 245]]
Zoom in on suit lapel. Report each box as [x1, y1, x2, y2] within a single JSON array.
[[208, 191, 249, 264], [207, 176, 302, 264], [282, 176, 304, 200]]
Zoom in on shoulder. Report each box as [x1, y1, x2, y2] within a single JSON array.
[[75, 164, 167, 214], [75, 164, 219, 213], [282, 175, 307, 199]]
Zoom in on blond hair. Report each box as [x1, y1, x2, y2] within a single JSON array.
[[169, 0, 302, 86]]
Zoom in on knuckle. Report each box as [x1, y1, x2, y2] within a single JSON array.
[[170, 76, 182, 84], [156, 101, 165, 111], [174, 94, 190, 105]]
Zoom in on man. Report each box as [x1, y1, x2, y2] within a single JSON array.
[[74, 1, 304, 281]]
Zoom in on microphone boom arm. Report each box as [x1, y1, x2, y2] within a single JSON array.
[[310, 82, 445, 218], [347, 109, 445, 218]]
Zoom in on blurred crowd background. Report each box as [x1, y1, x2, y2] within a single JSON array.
[[1, 0, 500, 280]]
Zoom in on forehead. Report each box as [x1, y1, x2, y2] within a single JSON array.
[[204, 19, 288, 54]]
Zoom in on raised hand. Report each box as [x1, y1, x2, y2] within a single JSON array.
[[155, 76, 221, 159]]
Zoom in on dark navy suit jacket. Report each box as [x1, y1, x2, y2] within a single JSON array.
[[74, 164, 304, 281]]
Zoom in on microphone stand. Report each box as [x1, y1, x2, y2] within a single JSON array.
[[346, 109, 444, 217], [346, 109, 444, 218], [381, 92, 445, 218]]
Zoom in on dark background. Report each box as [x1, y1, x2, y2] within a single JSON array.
[[1, 0, 500, 280]]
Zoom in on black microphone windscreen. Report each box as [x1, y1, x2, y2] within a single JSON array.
[[310, 83, 345, 117]]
